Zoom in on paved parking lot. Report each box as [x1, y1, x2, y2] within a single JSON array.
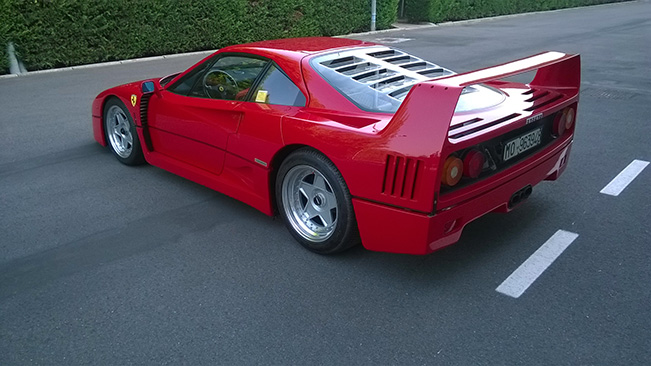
[[1, 1, 649, 364]]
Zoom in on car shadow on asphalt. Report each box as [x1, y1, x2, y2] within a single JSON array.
[[333, 196, 555, 286]]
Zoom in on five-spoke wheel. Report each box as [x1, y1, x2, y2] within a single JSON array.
[[276, 148, 360, 254], [282, 165, 339, 242], [103, 98, 145, 165]]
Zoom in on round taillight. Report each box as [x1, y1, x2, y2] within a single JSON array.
[[442, 156, 463, 187], [463, 150, 485, 178], [564, 107, 575, 130]]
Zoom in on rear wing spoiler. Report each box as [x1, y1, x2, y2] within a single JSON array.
[[382, 51, 581, 156], [438, 51, 580, 89]]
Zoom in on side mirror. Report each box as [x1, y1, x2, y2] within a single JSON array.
[[141, 81, 157, 94]]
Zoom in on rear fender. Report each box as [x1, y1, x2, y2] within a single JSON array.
[[281, 83, 461, 214]]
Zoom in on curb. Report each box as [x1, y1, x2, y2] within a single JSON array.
[[0, 0, 639, 80], [0, 49, 216, 80], [336, 22, 437, 38]]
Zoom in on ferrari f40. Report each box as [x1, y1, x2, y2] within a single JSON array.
[[92, 37, 580, 254]]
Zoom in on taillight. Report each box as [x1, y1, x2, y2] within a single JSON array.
[[442, 156, 463, 187], [564, 107, 575, 130], [463, 149, 485, 178], [554, 106, 576, 136]]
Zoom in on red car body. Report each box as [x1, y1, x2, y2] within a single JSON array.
[[92, 37, 580, 255]]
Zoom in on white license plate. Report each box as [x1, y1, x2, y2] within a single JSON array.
[[503, 127, 542, 161]]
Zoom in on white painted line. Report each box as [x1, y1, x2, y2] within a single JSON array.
[[600, 159, 649, 196], [496, 230, 579, 298], [373, 37, 413, 44]]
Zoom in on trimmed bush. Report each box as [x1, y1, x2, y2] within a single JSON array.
[[405, 0, 631, 23], [0, 0, 399, 74], [0, 0, 627, 74]]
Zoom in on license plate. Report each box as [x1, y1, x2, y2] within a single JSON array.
[[503, 127, 542, 161]]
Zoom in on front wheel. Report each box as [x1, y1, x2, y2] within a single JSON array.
[[276, 148, 360, 254], [103, 97, 145, 165]]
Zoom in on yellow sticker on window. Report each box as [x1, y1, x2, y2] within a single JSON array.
[[255, 90, 268, 103]]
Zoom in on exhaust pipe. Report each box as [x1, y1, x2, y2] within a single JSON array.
[[508, 185, 533, 209]]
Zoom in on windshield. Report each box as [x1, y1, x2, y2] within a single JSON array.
[[310, 46, 504, 113]]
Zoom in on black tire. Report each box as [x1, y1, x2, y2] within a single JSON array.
[[103, 97, 145, 166], [276, 148, 360, 254]]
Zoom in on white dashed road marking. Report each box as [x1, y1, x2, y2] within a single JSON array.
[[600, 159, 649, 196], [496, 230, 579, 298], [373, 37, 412, 44]]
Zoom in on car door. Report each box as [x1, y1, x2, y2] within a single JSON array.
[[226, 63, 308, 168], [147, 54, 270, 175]]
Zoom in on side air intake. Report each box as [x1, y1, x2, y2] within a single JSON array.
[[139, 94, 153, 151], [382, 155, 423, 200]]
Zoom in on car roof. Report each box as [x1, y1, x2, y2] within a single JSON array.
[[207, 37, 384, 113], [221, 37, 375, 56]]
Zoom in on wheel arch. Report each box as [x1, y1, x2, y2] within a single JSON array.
[[95, 94, 122, 146], [101, 95, 146, 165], [268, 144, 342, 215], [269, 143, 361, 253]]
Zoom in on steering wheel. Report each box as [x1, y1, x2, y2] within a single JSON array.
[[203, 70, 238, 99]]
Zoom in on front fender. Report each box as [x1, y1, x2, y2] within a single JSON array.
[[92, 79, 159, 146]]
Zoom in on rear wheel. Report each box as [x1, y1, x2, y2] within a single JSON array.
[[276, 148, 360, 254], [103, 98, 145, 165]]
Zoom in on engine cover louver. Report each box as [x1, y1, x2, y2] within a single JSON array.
[[523, 88, 563, 111], [382, 155, 423, 200], [449, 113, 521, 139]]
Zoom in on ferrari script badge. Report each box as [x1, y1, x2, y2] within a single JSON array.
[[131, 94, 137, 107]]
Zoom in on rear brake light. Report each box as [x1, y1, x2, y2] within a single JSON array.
[[442, 156, 463, 187], [463, 150, 485, 178]]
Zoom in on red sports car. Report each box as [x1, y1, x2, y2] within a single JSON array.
[[92, 37, 580, 255]]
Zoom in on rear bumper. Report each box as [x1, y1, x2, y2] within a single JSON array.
[[353, 140, 572, 255]]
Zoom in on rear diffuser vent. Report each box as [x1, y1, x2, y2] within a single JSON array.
[[382, 155, 422, 199]]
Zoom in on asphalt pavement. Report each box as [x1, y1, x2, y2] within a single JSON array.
[[1, 1, 649, 364]]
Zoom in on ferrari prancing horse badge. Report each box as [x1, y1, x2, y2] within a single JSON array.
[[131, 94, 137, 107]]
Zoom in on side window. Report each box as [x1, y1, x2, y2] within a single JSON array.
[[251, 65, 306, 107], [167, 59, 212, 96], [189, 56, 268, 100]]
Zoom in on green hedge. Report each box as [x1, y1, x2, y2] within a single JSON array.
[[0, 0, 399, 74], [405, 0, 630, 23], [1, 0, 629, 74]]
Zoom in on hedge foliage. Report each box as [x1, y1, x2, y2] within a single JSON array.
[[0, 0, 631, 74], [0, 0, 399, 74], [404, 0, 630, 23]]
